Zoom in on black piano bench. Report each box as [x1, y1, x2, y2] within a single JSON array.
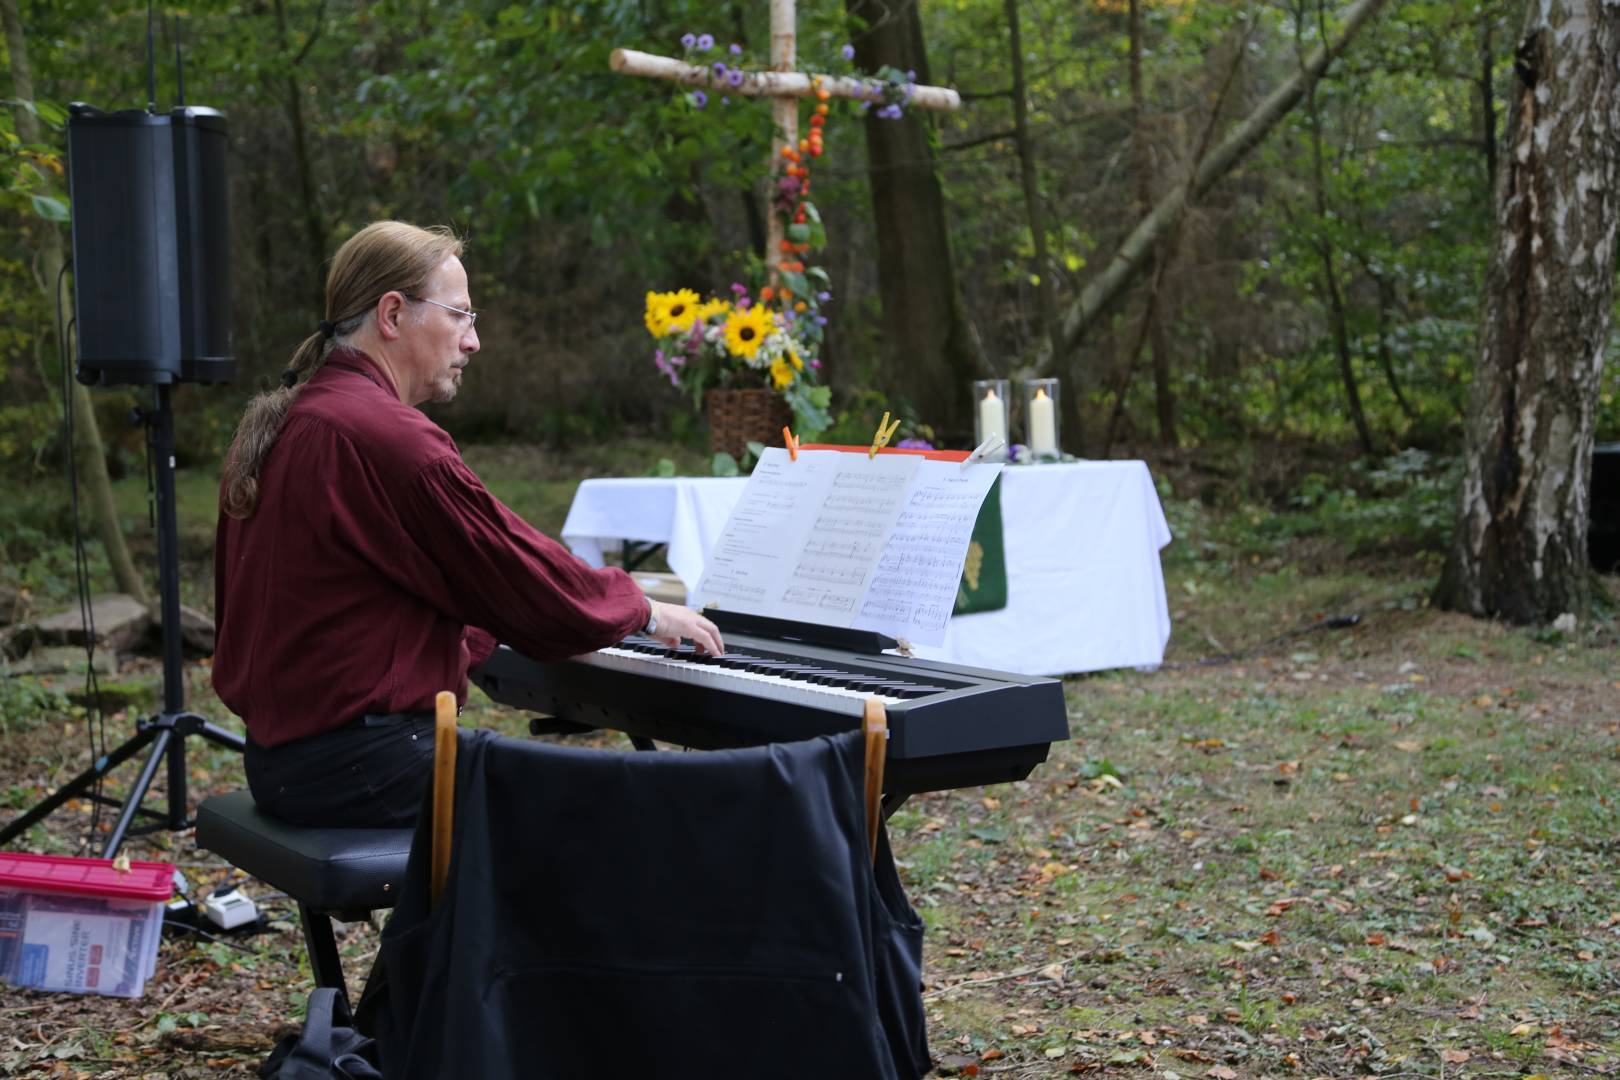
[[194, 791, 412, 1005]]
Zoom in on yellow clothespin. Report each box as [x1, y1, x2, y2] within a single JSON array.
[[782, 426, 800, 462], [868, 411, 901, 459]]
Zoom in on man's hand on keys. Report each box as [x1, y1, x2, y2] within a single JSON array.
[[648, 600, 725, 656]]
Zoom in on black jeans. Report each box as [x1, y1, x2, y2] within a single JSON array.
[[244, 713, 437, 829]]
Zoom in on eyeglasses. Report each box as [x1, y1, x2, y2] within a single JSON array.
[[406, 294, 479, 327]]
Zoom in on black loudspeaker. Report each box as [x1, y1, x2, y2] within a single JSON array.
[[66, 103, 233, 386], [1591, 443, 1620, 573]]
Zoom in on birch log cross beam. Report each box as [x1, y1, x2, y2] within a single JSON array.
[[610, 0, 959, 278]]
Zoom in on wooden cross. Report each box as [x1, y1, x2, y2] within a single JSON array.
[[610, 0, 960, 278]]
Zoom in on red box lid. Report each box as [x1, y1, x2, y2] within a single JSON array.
[[0, 852, 174, 902]]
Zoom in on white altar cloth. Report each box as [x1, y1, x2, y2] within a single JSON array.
[[559, 462, 1173, 677]]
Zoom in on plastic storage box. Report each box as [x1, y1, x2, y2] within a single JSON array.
[[0, 852, 173, 998]]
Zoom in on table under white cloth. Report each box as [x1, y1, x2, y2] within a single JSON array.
[[559, 462, 1173, 677]]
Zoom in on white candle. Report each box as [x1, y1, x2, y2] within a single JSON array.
[[1029, 387, 1057, 457], [978, 388, 1007, 448]]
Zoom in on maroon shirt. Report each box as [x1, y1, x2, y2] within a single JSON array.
[[213, 347, 648, 747]]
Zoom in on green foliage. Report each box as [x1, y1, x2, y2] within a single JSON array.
[[0, 677, 70, 735], [1238, 448, 1458, 555]]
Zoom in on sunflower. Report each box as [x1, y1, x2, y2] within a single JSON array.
[[644, 291, 671, 337], [770, 356, 795, 390], [723, 305, 775, 361], [787, 348, 804, 371], [695, 297, 732, 322], [661, 288, 702, 334]]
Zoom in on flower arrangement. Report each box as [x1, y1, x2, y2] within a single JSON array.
[[645, 280, 831, 437]]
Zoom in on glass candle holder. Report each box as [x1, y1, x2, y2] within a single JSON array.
[[972, 379, 1010, 459], [1022, 378, 1061, 461]]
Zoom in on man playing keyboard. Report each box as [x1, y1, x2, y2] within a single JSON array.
[[212, 221, 723, 827]]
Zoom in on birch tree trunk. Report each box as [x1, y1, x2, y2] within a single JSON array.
[[2, 0, 150, 608], [1434, 0, 1620, 623]]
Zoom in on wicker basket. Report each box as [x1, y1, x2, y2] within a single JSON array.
[[706, 388, 792, 460]]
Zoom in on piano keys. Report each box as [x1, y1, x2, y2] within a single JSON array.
[[471, 613, 1069, 800]]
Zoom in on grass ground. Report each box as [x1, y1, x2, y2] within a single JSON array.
[[0, 444, 1615, 1077]]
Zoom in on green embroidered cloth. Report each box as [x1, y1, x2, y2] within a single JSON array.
[[953, 475, 1008, 615]]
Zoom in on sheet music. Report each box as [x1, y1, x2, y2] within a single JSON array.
[[693, 447, 1002, 645], [855, 462, 1001, 641]]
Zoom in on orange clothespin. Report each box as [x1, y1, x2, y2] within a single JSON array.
[[782, 426, 800, 461], [868, 411, 901, 459]]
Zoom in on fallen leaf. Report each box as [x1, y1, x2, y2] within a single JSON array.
[[1207, 1067, 1238, 1080], [1039, 962, 1066, 985], [1510, 1022, 1540, 1037], [1440, 1049, 1471, 1064]]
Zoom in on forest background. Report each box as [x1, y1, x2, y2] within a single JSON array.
[[2, 0, 1616, 497], [1, 4, 1618, 1076]]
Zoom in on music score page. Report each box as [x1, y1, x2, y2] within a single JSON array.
[[693, 447, 1003, 645]]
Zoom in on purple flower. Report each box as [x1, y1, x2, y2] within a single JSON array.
[[721, 96, 730, 105], [816, 291, 831, 302], [813, 315, 828, 327], [841, 44, 855, 61], [696, 33, 714, 51], [730, 282, 748, 296], [689, 90, 708, 108], [906, 69, 916, 82], [1008, 444, 1026, 463], [712, 61, 728, 78], [727, 69, 744, 88], [809, 357, 822, 369], [730, 42, 742, 55], [737, 298, 751, 309], [878, 104, 902, 120], [680, 32, 696, 48], [897, 437, 934, 450], [654, 350, 680, 386]]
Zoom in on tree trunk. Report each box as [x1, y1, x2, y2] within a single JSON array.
[[2, 0, 150, 608], [1006, 0, 1063, 386], [1434, 0, 1620, 623], [1301, 7, 1375, 455], [1129, 0, 1177, 448], [847, 0, 981, 433], [273, 0, 327, 307], [1478, 14, 1497, 186], [1031, 0, 1390, 377]]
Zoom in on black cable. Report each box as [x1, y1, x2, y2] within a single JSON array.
[[55, 263, 111, 852], [161, 919, 262, 953], [1156, 612, 1362, 671]]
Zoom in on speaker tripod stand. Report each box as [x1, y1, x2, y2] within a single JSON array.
[[0, 384, 245, 858]]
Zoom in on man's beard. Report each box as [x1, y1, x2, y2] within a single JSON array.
[[430, 372, 460, 404]]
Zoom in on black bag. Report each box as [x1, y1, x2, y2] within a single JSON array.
[[259, 987, 383, 1080]]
